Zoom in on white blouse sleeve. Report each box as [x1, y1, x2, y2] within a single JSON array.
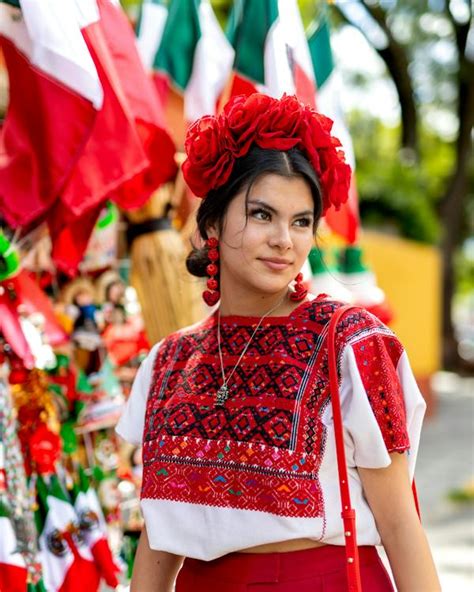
[[115, 341, 162, 445], [338, 328, 426, 479]]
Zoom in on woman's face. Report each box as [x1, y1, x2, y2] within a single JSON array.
[[215, 173, 315, 299]]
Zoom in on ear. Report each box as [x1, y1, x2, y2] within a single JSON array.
[[205, 223, 219, 241], [192, 228, 206, 250]]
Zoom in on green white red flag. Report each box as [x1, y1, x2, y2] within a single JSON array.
[[0, 0, 103, 228], [72, 466, 121, 588], [0, 499, 28, 592], [136, 0, 168, 72], [36, 475, 101, 592], [227, 0, 316, 106], [139, 0, 234, 121], [307, 16, 359, 243], [0, 0, 177, 275]]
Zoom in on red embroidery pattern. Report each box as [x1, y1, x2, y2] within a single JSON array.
[[350, 330, 409, 452], [142, 434, 323, 517], [141, 300, 410, 516]]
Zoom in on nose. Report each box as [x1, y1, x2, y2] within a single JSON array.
[[268, 223, 293, 251]]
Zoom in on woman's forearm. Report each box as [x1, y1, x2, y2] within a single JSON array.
[[358, 454, 440, 591], [381, 519, 440, 592], [131, 526, 184, 592]]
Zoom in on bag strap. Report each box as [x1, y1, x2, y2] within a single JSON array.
[[327, 304, 422, 592], [327, 304, 362, 592]]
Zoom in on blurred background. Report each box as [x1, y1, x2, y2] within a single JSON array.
[[0, 0, 472, 590]]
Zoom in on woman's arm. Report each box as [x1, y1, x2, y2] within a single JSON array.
[[130, 525, 185, 592], [358, 452, 440, 592]]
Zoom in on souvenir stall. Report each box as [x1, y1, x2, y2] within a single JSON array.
[[0, 178, 203, 588], [0, 218, 133, 590]]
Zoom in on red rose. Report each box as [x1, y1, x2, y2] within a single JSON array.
[[291, 110, 334, 178], [319, 148, 352, 212], [255, 95, 303, 150], [224, 93, 274, 156], [297, 110, 336, 170], [182, 116, 235, 197]]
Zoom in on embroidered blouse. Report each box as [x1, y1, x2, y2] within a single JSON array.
[[116, 297, 426, 560]]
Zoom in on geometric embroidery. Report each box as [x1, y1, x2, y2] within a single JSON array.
[[141, 298, 409, 517]]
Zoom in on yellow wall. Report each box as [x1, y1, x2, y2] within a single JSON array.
[[359, 231, 441, 376]]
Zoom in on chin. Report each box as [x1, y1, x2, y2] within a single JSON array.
[[251, 278, 291, 295]]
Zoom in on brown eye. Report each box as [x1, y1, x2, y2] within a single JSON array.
[[294, 217, 312, 227], [250, 208, 271, 221]]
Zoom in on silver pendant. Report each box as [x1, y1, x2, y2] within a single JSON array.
[[215, 385, 229, 406]]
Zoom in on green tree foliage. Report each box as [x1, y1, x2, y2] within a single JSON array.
[[349, 111, 457, 245]]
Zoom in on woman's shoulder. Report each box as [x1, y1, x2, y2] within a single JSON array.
[[300, 295, 375, 326], [301, 296, 397, 346], [147, 314, 214, 360]]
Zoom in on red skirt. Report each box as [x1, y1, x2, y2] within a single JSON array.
[[175, 545, 394, 592]]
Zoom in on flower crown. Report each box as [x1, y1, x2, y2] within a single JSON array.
[[182, 93, 352, 214]]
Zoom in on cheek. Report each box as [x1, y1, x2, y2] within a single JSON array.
[[294, 231, 314, 257], [239, 225, 266, 258]]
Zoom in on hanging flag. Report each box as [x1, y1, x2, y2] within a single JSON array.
[[151, 0, 234, 122], [72, 466, 121, 588], [36, 474, 101, 592], [307, 15, 360, 243], [0, 0, 102, 228], [136, 0, 168, 73], [227, 0, 316, 106], [0, 500, 28, 592], [1, 0, 177, 275], [58, 0, 150, 219], [95, 0, 177, 209]]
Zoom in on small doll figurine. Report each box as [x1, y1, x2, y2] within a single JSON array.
[[95, 271, 126, 326], [62, 278, 102, 351]]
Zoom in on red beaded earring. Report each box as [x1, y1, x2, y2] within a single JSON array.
[[290, 272, 308, 302], [202, 237, 220, 306]]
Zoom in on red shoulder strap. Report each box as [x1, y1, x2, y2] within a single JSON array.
[[327, 305, 363, 592], [327, 304, 421, 592]]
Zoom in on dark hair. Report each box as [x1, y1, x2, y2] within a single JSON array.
[[186, 145, 322, 278]]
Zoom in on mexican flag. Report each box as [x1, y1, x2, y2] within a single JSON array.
[[72, 466, 120, 588], [227, 0, 316, 107], [145, 0, 234, 122], [1, 0, 177, 275], [36, 475, 101, 592], [0, 0, 103, 228], [0, 500, 27, 592], [92, 0, 177, 208], [136, 0, 168, 73], [307, 16, 360, 243], [58, 0, 150, 220], [49, 0, 177, 275]]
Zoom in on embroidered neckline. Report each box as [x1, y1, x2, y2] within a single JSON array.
[[211, 295, 327, 326]]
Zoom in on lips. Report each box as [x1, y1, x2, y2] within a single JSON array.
[[258, 258, 292, 271]]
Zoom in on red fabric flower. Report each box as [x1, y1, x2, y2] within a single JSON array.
[[255, 95, 302, 150], [224, 93, 273, 156], [182, 93, 352, 214], [182, 116, 235, 197], [320, 150, 352, 213]]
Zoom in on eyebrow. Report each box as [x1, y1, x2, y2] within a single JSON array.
[[247, 199, 314, 218]]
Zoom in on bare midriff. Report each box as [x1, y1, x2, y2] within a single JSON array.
[[239, 538, 326, 554]]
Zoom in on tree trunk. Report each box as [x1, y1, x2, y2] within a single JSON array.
[[361, 2, 418, 156], [335, 2, 418, 155], [439, 54, 474, 369]]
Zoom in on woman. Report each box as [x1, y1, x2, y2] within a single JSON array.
[[116, 94, 440, 591]]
